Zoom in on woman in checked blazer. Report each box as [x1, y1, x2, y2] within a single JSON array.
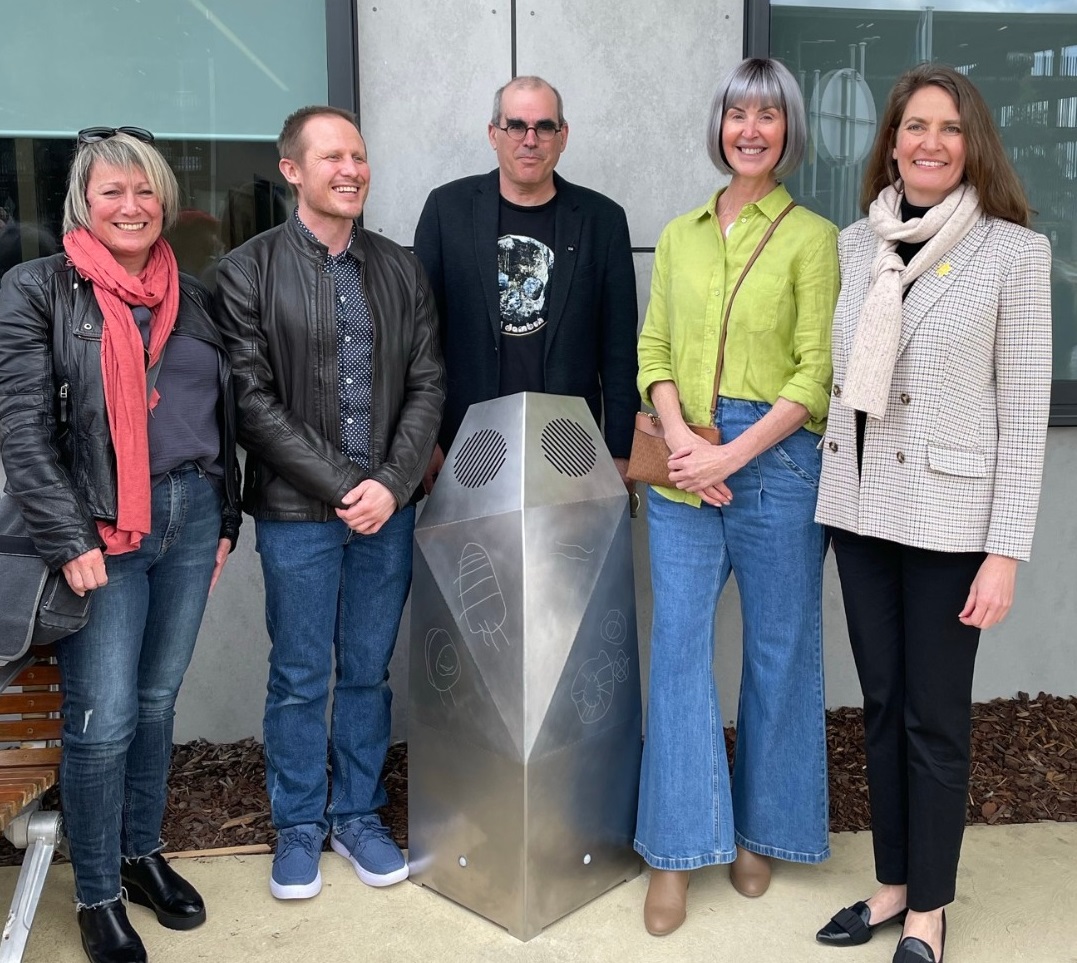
[[814, 64, 1051, 963]]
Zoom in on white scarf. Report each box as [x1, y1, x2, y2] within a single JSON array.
[[842, 183, 981, 419]]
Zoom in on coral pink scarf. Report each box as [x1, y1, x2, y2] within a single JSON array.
[[62, 227, 179, 555]]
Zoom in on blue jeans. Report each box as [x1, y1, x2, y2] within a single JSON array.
[[57, 465, 221, 906], [255, 506, 414, 837], [634, 398, 829, 870]]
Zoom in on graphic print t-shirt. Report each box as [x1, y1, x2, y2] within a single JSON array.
[[497, 195, 557, 397]]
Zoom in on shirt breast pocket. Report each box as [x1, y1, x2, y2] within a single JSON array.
[[732, 271, 790, 333]]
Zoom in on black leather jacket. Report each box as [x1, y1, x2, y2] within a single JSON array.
[[215, 216, 444, 520], [0, 254, 241, 570]]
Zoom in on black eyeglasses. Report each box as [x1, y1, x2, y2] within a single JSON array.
[[495, 120, 563, 142], [76, 126, 155, 146]]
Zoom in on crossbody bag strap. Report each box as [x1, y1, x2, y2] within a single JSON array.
[[708, 200, 797, 422]]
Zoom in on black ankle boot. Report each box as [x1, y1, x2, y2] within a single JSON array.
[[121, 853, 207, 930], [77, 901, 147, 963]]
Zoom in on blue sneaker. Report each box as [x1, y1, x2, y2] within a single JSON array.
[[330, 814, 408, 887], [270, 825, 323, 899]]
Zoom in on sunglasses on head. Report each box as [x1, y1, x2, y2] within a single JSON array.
[[76, 126, 155, 146]]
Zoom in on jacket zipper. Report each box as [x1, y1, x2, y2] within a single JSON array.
[[58, 382, 70, 424]]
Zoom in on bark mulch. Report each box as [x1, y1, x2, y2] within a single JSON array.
[[2, 693, 1073, 868]]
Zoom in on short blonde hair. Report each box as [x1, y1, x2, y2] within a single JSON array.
[[63, 133, 180, 235]]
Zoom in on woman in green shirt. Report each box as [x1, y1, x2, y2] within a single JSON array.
[[634, 57, 839, 937]]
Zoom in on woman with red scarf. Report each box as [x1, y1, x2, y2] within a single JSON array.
[[0, 128, 240, 963]]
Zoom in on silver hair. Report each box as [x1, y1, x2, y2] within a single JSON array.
[[62, 133, 179, 235], [491, 75, 566, 126], [706, 58, 807, 181]]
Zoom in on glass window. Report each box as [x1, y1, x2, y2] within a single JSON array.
[[759, 0, 1077, 420], [0, 0, 329, 283]]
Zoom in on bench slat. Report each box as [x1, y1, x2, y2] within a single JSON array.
[[0, 747, 61, 767], [10, 664, 61, 687], [0, 719, 64, 741], [0, 692, 64, 713], [0, 778, 54, 803], [0, 650, 63, 835]]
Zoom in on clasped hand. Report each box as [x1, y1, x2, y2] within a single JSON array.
[[666, 429, 734, 507], [336, 478, 397, 534]]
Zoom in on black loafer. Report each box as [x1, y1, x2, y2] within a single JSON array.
[[121, 853, 207, 930], [816, 900, 908, 946], [77, 901, 147, 963], [893, 910, 946, 963]]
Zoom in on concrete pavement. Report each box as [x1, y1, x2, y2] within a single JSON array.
[[3, 823, 1075, 962]]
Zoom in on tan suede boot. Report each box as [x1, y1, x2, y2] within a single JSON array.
[[729, 845, 771, 897], [643, 869, 691, 936]]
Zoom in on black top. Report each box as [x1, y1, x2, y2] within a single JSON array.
[[497, 195, 557, 399], [895, 195, 933, 267]]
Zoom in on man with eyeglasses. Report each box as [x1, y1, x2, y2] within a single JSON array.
[[414, 75, 637, 492]]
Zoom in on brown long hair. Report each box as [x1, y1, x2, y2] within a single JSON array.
[[860, 64, 1031, 227]]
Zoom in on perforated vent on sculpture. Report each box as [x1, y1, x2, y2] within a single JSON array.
[[452, 428, 508, 488], [540, 418, 596, 477]]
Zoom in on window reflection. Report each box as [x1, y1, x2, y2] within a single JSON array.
[[771, 1, 1077, 381], [0, 137, 289, 288], [0, 0, 325, 285]]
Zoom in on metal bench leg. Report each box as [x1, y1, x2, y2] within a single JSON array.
[[1, 809, 63, 963]]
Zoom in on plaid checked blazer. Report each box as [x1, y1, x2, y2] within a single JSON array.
[[814, 213, 1052, 561]]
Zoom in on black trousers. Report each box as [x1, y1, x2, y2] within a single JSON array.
[[830, 528, 984, 911]]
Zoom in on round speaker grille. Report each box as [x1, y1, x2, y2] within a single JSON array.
[[452, 428, 507, 488], [540, 418, 596, 477]]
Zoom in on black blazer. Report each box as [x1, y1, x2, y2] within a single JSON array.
[[413, 170, 638, 457]]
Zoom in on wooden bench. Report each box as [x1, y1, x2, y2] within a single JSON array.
[[0, 648, 64, 963]]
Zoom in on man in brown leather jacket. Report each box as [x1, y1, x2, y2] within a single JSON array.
[[215, 105, 443, 902]]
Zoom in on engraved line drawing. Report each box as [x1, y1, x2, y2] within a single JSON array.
[[425, 628, 461, 707], [571, 650, 616, 724], [552, 540, 594, 561], [456, 542, 509, 651], [601, 609, 627, 645], [570, 612, 632, 723]]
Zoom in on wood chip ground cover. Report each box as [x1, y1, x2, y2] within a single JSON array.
[[3, 693, 1072, 867]]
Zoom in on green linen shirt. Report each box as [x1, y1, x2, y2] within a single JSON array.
[[636, 183, 839, 505]]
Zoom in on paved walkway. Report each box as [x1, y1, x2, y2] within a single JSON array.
[[2, 824, 1075, 962]]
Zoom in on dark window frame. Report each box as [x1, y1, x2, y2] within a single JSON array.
[[745, 0, 1077, 426], [326, 0, 361, 121]]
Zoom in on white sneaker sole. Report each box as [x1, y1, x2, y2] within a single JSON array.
[[330, 835, 409, 887], [270, 870, 323, 900]]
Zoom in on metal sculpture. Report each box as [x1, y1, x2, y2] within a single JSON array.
[[409, 392, 642, 940]]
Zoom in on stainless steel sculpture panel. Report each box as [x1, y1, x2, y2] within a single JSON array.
[[409, 392, 642, 940]]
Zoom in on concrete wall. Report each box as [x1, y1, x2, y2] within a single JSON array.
[[5, 1, 1075, 743], [174, 430, 1077, 744]]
